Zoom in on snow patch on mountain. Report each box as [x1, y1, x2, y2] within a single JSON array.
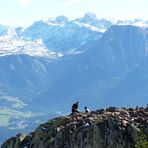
[[0, 36, 59, 58], [74, 21, 106, 32], [117, 19, 148, 27], [130, 21, 148, 27]]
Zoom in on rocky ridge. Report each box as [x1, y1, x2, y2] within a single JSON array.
[[2, 107, 148, 148]]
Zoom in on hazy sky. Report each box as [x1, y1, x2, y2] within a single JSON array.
[[0, 0, 148, 27]]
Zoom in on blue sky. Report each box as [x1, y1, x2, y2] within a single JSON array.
[[0, 0, 148, 27]]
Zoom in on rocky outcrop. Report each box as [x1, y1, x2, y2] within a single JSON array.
[[2, 107, 148, 148]]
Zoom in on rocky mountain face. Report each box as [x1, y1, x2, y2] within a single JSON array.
[[86, 25, 148, 75], [38, 25, 148, 109], [2, 107, 148, 148]]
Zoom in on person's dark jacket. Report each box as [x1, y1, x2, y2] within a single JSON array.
[[72, 102, 79, 113]]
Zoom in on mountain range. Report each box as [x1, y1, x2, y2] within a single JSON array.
[[0, 12, 148, 143]]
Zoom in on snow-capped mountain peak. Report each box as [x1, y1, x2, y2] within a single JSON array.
[[47, 15, 69, 26], [83, 12, 97, 21], [75, 12, 99, 26], [75, 12, 113, 30], [55, 15, 68, 24]]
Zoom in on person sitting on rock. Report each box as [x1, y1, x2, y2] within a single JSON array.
[[71, 101, 79, 113], [84, 106, 90, 113]]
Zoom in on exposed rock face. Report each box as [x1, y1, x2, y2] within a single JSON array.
[[2, 107, 148, 148]]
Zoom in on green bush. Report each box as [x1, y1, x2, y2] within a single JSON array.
[[135, 130, 148, 148]]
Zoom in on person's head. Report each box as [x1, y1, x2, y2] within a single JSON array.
[[84, 106, 87, 109], [76, 101, 79, 104]]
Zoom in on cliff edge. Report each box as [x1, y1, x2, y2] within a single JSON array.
[[2, 107, 148, 148]]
